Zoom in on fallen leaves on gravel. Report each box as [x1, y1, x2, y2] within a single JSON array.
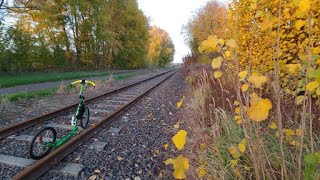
[[94, 169, 101, 173], [164, 143, 169, 150], [172, 130, 187, 150], [89, 175, 96, 180], [165, 155, 189, 179], [173, 122, 180, 129], [116, 156, 123, 161]]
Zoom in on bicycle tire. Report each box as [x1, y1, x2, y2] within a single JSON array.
[[80, 107, 90, 129], [29, 127, 57, 159]]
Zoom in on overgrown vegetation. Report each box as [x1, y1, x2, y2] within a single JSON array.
[[180, 0, 320, 179]]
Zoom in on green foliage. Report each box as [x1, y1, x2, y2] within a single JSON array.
[[0, 71, 110, 88], [304, 153, 320, 180], [0, 88, 58, 102], [0, 0, 150, 72]]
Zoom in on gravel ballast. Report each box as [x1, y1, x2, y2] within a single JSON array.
[[0, 69, 167, 128], [39, 71, 186, 180]]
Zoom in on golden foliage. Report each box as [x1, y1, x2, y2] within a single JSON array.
[[172, 130, 187, 150], [165, 155, 190, 179]]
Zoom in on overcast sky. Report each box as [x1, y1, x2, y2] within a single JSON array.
[[137, 0, 212, 63]]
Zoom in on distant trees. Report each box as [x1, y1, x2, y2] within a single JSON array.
[[0, 0, 150, 72], [183, 1, 228, 53], [147, 26, 174, 67]]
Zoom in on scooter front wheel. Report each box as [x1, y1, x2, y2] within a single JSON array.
[[80, 107, 90, 129], [29, 127, 57, 159]]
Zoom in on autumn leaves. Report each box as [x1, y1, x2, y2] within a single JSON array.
[[165, 130, 189, 179], [164, 97, 189, 179]]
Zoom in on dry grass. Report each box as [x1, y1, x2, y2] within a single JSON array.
[[182, 65, 320, 179]]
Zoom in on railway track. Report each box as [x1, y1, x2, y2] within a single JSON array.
[[0, 69, 178, 179]]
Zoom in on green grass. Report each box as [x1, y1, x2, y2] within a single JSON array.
[[0, 88, 58, 101], [0, 71, 142, 102], [114, 74, 135, 80], [0, 71, 110, 88]]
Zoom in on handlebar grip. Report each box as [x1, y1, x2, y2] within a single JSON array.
[[70, 80, 82, 86], [70, 80, 96, 88], [85, 80, 96, 88]]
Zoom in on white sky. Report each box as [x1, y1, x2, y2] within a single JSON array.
[[138, 0, 212, 63]]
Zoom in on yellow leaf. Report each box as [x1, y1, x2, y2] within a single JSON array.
[[235, 107, 241, 115], [236, 119, 243, 125], [224, 50, 231, 59], [229, 146, 241, 158], [164, 158, 175, 165], [164, 143, 169, 150], [241, 84, 249, 92], [269, 122, 278, 129], [261, 18, 272, 31], [165, 155, 189, 179], [217, 38, 225, 46], [238, 139, 246, 153], [284, 129, 295, 136], [296, 96, 305, 105], [248, 73, 268, 88], [226, 39, 236, 48], [306, 81, 320, 91], [290, 141, 298, 146], [295, 20, 305, 30], [200, 143, 206, 150], [285, 88, 291, 94], [214, 70, 223, 78], [176, 96, 185, 109], [176, 101, 182, 109], [316, 88, 320, 96], [172, 130, 187, 150], [230, 159, 238, 167], [286, 64, 301, 75], [247, 94, 272, 122], [229, 146, 237, 156], [198, 35, 218, 53], [234, 115, 241, 121], [298, 0, 310, 12], [211, 56, 223, 69], [234, 101, 240, 106], [197, 165, 207, 178], [233, 168, 242, 178], [173, 122, 180, 129], [238, 143, 245, 153], [239, 71, 248, 79], [296, 128, 302, 136]]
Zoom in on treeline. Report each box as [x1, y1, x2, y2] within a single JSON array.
[[0, 0, 174, 72], [147, 26, 175, 67], [183, 1, 227, 53]]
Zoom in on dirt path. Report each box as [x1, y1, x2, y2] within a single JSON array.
[[0, 70, 147, 95]]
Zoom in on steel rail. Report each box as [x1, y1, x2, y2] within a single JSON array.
[[0, 69, 175, 139], [13, 69, 178, 180]]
